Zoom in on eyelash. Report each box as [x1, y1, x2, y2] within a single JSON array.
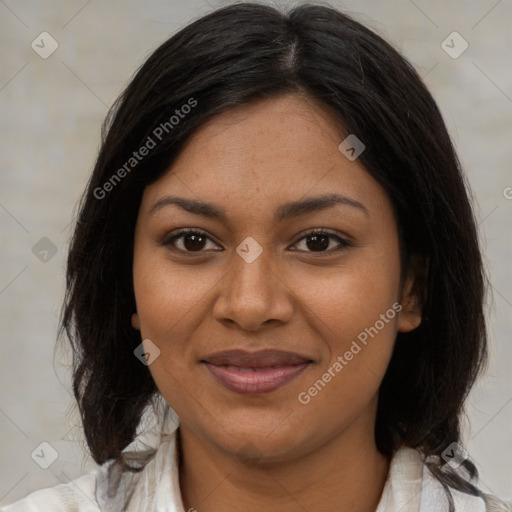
[[160, 227, 352, 256]]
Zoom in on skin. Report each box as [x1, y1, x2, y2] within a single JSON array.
[[131, 93, 421, 512]]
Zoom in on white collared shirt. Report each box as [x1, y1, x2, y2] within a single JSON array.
[[2, 423, 509, 512]]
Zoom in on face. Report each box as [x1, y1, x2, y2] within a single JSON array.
[[132, 94, 419, 462]]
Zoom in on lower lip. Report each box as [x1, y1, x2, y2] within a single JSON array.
[[203, 362, 310, 394]]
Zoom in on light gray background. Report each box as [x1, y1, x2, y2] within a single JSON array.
[[1, 0, 511, 506]]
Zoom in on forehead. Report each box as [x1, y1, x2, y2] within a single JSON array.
[[139, 94, 393, 225]]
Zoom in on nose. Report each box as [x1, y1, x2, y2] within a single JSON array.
[[212, 246, 295, 332]]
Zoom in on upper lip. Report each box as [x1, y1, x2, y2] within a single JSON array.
[[201, 349, 314, 368]]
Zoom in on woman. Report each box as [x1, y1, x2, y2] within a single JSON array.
[[3, 2, 510, 511]]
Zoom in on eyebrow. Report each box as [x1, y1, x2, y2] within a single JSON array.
[[149, 193, 369, 221]]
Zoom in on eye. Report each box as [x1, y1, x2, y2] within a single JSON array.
[[160, 228, 220, 253], [161, 227, 352, 255], [291, 228, 352, 254]]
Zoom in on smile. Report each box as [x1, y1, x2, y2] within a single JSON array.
[[203, 362, 311, 394]]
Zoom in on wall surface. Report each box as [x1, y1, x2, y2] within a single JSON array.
[[1, 0, 511, 506]]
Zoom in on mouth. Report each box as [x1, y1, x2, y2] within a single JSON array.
[[200, 349, 314, 395]]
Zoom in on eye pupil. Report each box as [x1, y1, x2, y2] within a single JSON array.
[[184, 233, 206, 251], [306, 234, 330, 252]]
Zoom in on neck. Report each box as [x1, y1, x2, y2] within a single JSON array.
[[178, 415, 390, 512]]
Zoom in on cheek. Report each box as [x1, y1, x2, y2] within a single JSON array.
[[132, 246, 226, 406], [295, 285, 400, 426], [293, 245, 401, 405], [300, 248, 401, 347], [132, 247, 220, 345]]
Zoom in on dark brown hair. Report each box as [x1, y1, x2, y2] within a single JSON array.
[[60, 3, 492, 509]]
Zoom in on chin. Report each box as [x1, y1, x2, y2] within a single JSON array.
[[201, 413, 308, 463]]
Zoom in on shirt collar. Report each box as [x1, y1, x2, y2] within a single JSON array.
[[100, 420, 487, 512]]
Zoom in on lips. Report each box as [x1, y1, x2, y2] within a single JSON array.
[[202, 349, 312, 367], [201, 349, 313, 394]]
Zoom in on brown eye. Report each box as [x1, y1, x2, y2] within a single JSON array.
[[180, 232, 208, 251], [292, 229, 351, 254], [161, 228, 351, 255], [161, 229, 220, 253], [304, 233, 330, 252]]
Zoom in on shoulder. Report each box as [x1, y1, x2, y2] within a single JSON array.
[[0, 471, 103, 512], [379, 446, 510, 512], [95, 435, 183, 511], [418, 450, 511, 512], [1, 427, 182, 512]]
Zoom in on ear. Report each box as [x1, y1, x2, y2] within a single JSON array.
[[131, 313, 141, 330], [397, 255, 427, 333]]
